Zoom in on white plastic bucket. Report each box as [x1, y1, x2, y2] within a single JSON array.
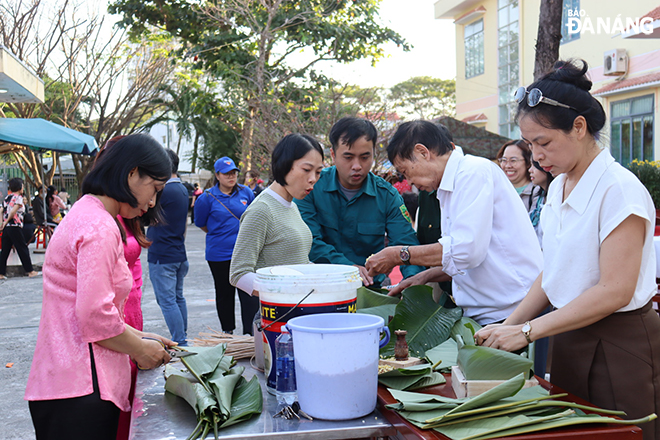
[[253, 264, 361, 394], [286, 313, 391, 420]]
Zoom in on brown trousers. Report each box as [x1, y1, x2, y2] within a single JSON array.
[[552, 301, 660, 440]]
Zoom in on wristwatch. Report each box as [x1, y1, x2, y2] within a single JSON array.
[[521, 321, 532, 344], [399, 246, 411, 265]]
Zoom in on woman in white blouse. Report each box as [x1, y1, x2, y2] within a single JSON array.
[[475, 59, 660, 440]]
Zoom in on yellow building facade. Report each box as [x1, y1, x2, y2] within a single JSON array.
[[435, 0, 660, 164]]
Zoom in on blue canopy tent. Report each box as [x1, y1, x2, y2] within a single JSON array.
[[0, 118, 98, 247]]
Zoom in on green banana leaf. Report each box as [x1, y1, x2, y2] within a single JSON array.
[[450, 317, 482, 346], [380, 285, 463, 358], [181, 344, 228, 384], [356, 286, 398, 309], [165, 374, 218, 417], [220, 375, 264, 428], [467, 412, 658, 440], [432, 373, 526, 421], [457, 345, 533, 380], [208, 366, 245, 419], [425, 339, 459, 373], [406, 372, 447, 390], [358, 304, 398, 322], [379, 364, 435, 390], [435, 409, 575, 440]]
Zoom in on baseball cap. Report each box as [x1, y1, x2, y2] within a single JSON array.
[[214, 157, 240, 174]]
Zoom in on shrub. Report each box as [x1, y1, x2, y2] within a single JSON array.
[[628, 159, 660, 208]]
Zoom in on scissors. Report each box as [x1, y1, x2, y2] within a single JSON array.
[[137, 337, 197, 369]]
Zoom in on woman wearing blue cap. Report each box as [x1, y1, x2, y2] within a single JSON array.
[[194, 156, 257, 335]]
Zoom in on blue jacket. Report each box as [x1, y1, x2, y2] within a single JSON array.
[[147, 178, 189, 264], [295, 167, 425, 285], [194, 184, 254, 262]]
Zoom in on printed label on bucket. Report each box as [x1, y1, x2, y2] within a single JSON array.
[[260, 298, 357, 392]]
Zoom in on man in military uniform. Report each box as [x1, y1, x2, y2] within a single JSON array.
[[295, 117, 425, 287]]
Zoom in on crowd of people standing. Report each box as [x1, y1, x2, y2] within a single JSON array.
[[2, 57, 657, 440]]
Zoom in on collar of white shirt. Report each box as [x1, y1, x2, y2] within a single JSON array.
[[438, 146, 464, 193], [546, 148, 611, 216]]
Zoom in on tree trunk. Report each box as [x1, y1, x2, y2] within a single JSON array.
[[191, 131, 199, 173], [533, 0, 564, 81]]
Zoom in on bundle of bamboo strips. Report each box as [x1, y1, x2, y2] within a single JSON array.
[[191, 327, 255, 360]]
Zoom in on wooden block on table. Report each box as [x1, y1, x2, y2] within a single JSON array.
[[451, 365, 539, 398], [379, 357, 425, 368]]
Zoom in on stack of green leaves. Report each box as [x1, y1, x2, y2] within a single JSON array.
[[386, 373, 656, 440], [378, 363, 446, 391], [164, 344, 263, 440]]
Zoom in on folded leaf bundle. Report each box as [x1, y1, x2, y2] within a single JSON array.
[[164, 344, 263, 440], [457, 345, 533, 380]]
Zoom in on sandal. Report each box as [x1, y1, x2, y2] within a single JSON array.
[[0, 275, 6, 280], [27, 271, 41, 278]]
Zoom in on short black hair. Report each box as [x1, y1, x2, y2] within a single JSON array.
[[8, 177, 23, 192], [388, 120, 454, 163], [516, 59, 606, 137], [329, 117, 378, 151], [272, 134, 324, 186], [166, 149, 179, 175], [82, 133, 171, 207]]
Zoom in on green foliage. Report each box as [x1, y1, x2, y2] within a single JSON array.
[[627, 159, 660, 208], [389, 76, 456, 119]]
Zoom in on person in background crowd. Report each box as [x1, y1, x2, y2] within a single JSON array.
[[496, 139, 535, 210], [190, 183, 203, 224], [393, 173, 412, 195], [46, 186, 66, 223], [528, 160, 554, 246], [25, 134, 174, 440], [22, 202, 37, 245], [245, 170, 264, 197], [31, 187, 54, 227], [475, 59, 660, 440], [366, 121, 542, 327], [0, 178, 40, 279], [230, 134, 324, 296], [147, 149, 190, 347], [295, 117, 425, 288], [58, 187, 70, 207], [194, 157, 256, 335]]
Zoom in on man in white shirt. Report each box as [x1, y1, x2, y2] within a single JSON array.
[[365, 121, 543, 324]]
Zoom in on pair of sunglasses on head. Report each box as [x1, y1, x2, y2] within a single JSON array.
[[514, 87, 577, 111]]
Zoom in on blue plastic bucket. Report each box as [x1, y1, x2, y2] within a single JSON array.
[[286, 313, 390, 420]]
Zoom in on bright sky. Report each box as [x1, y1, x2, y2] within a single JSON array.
[[314, 0, 457, 88]]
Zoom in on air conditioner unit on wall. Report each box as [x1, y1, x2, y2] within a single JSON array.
[[603, 49, 628, 76]]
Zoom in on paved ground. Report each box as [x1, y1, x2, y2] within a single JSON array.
[[0, 223, 243, 439]]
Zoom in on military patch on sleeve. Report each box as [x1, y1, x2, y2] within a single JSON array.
[[399, 204, 412, 223]]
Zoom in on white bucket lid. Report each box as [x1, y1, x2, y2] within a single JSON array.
[[254, 264, 361, 294]]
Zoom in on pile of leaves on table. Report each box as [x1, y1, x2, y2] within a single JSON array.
[[386, 373, 655, 440], [164, 343, 262, 440], [357, 286, 656, 438]]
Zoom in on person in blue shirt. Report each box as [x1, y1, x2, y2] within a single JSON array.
[[295, 117, 425, 287], [194, 157, 256, 335], [147, 149, 190, 346]]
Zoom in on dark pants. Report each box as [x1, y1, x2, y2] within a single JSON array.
[[0, 226, 34, 275], [208, 260, 259, 335], [29, 345, 120, 440]]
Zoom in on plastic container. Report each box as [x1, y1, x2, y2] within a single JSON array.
[[254, 264, 361, 394], [275, 327, 297, 406], [286, 313, 391, 420]]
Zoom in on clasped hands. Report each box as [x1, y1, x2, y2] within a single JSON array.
[[474, 323, 529, 352]]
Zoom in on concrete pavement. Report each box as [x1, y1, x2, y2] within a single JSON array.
[[0, 224, 243, 439]]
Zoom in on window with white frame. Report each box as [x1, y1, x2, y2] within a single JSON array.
[[465, 19, 484, 78], [561, 0, 580, 44], [610, 95, 654, 165], [498, 0, 519, 138]]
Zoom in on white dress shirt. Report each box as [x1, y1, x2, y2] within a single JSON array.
[[437, 147, 543, 324], [542, 148, 656, 311]]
